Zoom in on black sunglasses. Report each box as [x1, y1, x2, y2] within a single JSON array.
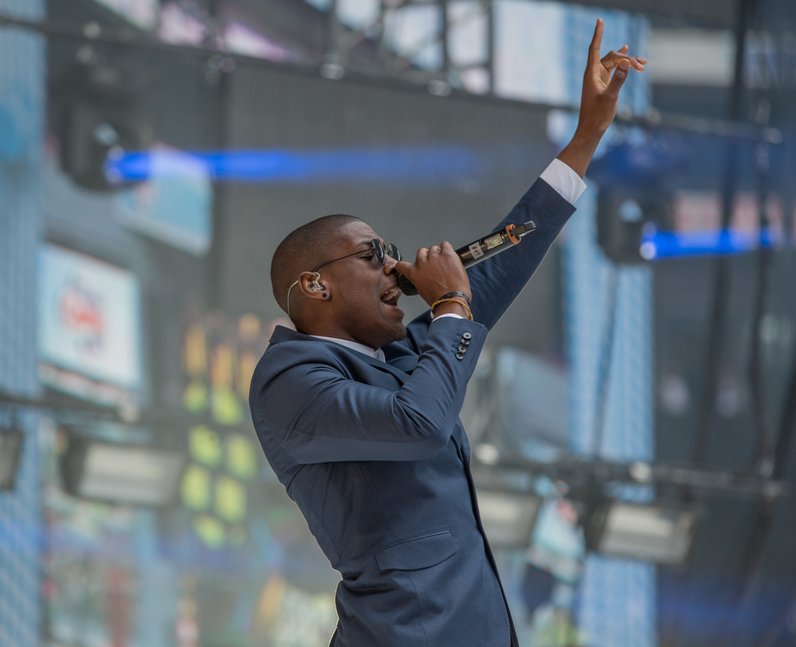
[[311, 239, 402, 273]]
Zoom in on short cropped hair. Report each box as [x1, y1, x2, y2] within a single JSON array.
[[271, 213, 363, 314]]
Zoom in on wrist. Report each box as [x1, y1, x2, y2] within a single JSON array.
[[557, 131, 602, 178], [431, 290, 473, 320], [432, 300, 472, 320], [434, 290, 471, 305], [571, 126, 605, 149]]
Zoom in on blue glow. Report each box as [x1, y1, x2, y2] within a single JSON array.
[[105, 147, 482, 185], [640, 229, 778, 260]]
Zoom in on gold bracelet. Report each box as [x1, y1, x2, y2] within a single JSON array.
[[431, 297, 473, 321]]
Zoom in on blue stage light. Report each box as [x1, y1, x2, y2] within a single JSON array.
[[640, 228, 777, 261], [104, 147, 482, 185]]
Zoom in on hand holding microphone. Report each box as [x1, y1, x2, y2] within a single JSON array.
[[394, 242, 471, 312], [395, 220, 537, 297]]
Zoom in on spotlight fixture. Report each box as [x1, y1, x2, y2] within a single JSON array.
[[56, 60, 151, 192], [59, 428, 185, 507], [585, 500, 697, 565], [597, 188, 667, 265], [476, 487, 543, 550], [0, 426, 24, 491]]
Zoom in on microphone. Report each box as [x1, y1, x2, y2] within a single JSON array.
[[396, 220, 537, 296]]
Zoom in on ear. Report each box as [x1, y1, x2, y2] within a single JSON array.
[[298, 271, 329, 300]]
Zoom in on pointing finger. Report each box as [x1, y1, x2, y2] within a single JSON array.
[[588, 18, 604, 67]]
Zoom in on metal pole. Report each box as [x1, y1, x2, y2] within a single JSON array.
[[692, 0, 756, 465]]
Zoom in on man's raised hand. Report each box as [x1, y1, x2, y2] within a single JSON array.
[[558, 17, 647, 177], [580, 17, 646, 136]]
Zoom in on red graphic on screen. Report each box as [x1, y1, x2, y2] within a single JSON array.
[[58, 276, 105, 352]]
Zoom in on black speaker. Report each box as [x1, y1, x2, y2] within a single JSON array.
[[57, 62, 151, 192], [597, 187, 669, 264]]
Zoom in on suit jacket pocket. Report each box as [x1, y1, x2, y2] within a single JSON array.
[[375, 530, 457, 571]]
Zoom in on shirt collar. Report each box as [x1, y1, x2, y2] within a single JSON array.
[[310, 335, 386, 362]]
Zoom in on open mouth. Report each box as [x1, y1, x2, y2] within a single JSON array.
[[380, 286, 401, 306]]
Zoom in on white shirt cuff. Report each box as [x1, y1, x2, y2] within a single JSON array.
[[540, 158, 587, 204], [432, 313, 465, 322]]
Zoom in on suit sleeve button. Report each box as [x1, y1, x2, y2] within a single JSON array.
[[458, 345, 467, 353], [455, 352, 464, 360], [462, 332, 472, 340]]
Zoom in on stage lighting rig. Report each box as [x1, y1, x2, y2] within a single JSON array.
[[59, 426, 185, 507], [583, 499, 697, 566], [473, 465, 543, 550], [476, 487, 543, 551], [473, 452, 787, 565]]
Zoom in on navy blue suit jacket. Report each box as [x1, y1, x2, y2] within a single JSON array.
[[249, 178, 575, 646]]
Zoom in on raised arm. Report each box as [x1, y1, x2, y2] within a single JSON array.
[[387, 18, 648, 339], [463, 17, 647, 328]]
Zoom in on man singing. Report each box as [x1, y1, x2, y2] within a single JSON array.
[[250, 19, 646, 647]]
